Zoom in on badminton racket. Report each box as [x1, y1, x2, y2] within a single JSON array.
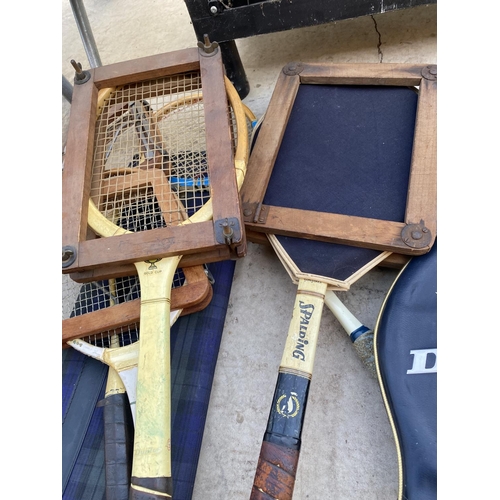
[[88, 74, 249, 499]]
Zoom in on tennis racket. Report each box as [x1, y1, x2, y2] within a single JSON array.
[[65, 275, 156, 500], [64, 263, 212, 500], [249, 237, 385, 499], [248, 82, 418, 498], [88, 74, 249, 499]]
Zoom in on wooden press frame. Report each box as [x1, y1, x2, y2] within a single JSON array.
[[241, 62, 437, 256], [62, 265, 213, 347], [62, 44, 247, 277]]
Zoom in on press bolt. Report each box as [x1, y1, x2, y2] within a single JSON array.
[[411, 230, 423, 240], [429, 66, 437, 75], [210, 5, 218, 14], [70, 59, 83, 74], [243, 209, 252, 216], [222, 222, 233, 237], [62, 248, 74, 262], [71, 59, 90, 83]]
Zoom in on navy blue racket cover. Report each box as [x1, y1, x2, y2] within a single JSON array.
[[376, 242, 437, 499]]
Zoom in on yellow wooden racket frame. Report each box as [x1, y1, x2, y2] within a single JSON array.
[[85, 75, 249, 497], [88, 76, 249, 238]]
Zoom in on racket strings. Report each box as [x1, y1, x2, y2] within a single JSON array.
[[91, 72, 212, 232]]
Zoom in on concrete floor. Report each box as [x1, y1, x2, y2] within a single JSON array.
[[62, 2, 437, 498]]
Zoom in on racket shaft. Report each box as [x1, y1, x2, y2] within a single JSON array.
[[130, 257, 180, 499], [324, 291, 375, 377], [251, 279, 327, 500]]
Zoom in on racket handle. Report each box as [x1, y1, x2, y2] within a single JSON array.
[[250, 441, 299, 500], [100, 388, 134, 500], [351, 329, 376, 378], [324, 291, 376, 378], [130, 478, 173, 499]]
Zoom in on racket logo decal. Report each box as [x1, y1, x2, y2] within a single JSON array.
[[407, 348, 437, 375], [292, 301, 315, 362], [144, 259, 161, 274], [276, 392, 300, 418]]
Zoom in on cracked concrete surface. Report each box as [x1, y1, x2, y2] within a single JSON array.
[[62, 2, 436, 498], [371, 15, 384, 62]]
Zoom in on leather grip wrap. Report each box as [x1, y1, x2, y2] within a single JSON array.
[[101, 392, 134, 500], [250, 441, 299, 500]]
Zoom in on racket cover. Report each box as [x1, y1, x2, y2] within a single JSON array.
[[375, 241, 437, 500]]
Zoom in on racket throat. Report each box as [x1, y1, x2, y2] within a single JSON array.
[[280, 279, 327, 375], [131, 257, 181, 491]]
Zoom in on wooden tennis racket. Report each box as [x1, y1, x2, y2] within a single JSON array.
[[65, 275, 163, 500], [250, 236, 386, 499], [247, 82, 420, 499], [88, 75, 249, 499], [64, 266, 212, 500]]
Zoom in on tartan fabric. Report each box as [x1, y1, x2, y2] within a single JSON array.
[[62, 260, 236, 499], [62, 349, 107, 500]]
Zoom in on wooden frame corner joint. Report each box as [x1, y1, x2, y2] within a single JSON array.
[[283, 61, 304, 76], [421, 64, 437, 81], [242, 202, 269, 225], [401, 220, 433, 250]]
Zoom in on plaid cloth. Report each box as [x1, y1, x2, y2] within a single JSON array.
[[62, 260, 236, 499]]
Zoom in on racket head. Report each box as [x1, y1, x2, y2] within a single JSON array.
[[64, 271, 181, 351], [248, 81, 424, 289], [88, 75, 248, 240], [64, 264, 214, 410], [263, 84, 418, 220], [243, 65, 436, 255]]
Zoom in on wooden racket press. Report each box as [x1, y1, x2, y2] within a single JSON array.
[[241, 62, 437, 258], [62, 39, 248, 281]]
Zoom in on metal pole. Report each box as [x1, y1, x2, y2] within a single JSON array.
[[62, 75, 73, 103], [69, 0, 102, 68]]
